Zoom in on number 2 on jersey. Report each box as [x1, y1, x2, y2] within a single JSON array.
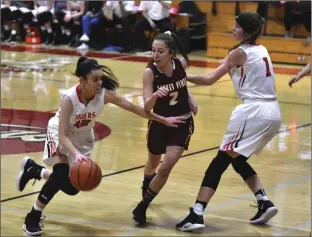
[[262, 57, 272, 77], [169, 92, 178, 106]]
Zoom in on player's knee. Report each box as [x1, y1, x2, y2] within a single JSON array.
[[201, 150, 232, 189], [61, 177, 79, 196], [157, 163, 174, 179], [231, 155, 257, 181], [38, 163, 70, 204]]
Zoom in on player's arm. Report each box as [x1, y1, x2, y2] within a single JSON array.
[[58, 96, 87, 161], [104, 90, 185, 127], [187, 90, 198, 116], [187, 48, 246, 85], [143, 68, 169, 113]]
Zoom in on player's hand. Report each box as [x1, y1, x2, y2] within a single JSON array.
[[164, 116, 186, 127], [153, 87, 169, 98], [74, 153, 90, 163], [288, 76, 299, 88]]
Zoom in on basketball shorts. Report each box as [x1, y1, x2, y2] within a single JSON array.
[[43, 117, 94, 167], [147, 115, 194, 155], [220, 100, 281, 158]]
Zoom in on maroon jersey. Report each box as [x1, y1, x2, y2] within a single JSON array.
[[149, 58, 191, 117]]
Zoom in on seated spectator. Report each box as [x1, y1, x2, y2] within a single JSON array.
[[78, 1, 135, 52], [133, 1, 173, 51], [54, 0, 85, 46], [76, 1, 105, 50], [281, 1, 311, 39]]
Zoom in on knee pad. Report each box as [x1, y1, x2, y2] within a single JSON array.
[[201, 150, 232, 190], [231, 155, 257, 181], [38, 163, 69, 204], [61, 179, 79, 196]]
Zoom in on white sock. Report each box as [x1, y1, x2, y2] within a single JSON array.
[[4, 25, 9, 31], [11, 30, 16, 35], [40, 168, 46, 179], [256, 194, 268, 201], [33, 204, 43, 212], [47, 28, 52, 33], [193, 203, 204, 216]]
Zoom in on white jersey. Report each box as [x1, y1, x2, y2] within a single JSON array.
[[231, 44, 277, 102], [220, 44, 281, 157], [54, 84, 105, 133], [43, 84, 105, 166]]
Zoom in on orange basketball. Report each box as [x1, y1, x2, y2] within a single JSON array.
[[70, 160, 102, 191]]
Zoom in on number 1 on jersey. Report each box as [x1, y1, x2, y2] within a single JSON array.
[[263, 57, 272, 77], [169, 92, 178, 106]]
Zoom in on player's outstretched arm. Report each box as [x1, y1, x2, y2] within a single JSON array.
[[104, 90, 185, 128], [187, 48, 246, 86]]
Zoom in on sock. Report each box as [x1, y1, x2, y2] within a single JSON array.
[[143, 173, 156, 184], [40, 168, 46, 179], [47, 28, 52, 33], [141, 187, 158, 208], [193, 200, 207, 215], [255, 189, 268, 201], [33, 204, 43, 212], [11, 30, 16, 35], [4, 25, 9, 31]]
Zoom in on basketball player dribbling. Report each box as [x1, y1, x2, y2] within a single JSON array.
[[16, 56, 185, 236], [132, 31, 198, 225], [176, 12, 281, 231]]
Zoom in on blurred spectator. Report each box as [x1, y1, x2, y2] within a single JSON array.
[[133, 1, 173, 51], [282, 1, 311, 38], [77, 1, 105, 50]]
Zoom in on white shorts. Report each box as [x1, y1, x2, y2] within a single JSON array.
[[220, 100, 281, 157], [43, 117, 95, 167]]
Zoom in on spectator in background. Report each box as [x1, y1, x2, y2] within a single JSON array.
[[133, 1, 173, 52], [77, 1, 105, 50], [281, 0, 311, 39]]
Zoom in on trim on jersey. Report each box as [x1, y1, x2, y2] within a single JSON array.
[[221, 119, 247, 151], [76, 84, 95, 104], [46, 128, 57, 158], [153, 59, 176, 75], [238, 67, 246, 89], [234, 119, 247, 149]]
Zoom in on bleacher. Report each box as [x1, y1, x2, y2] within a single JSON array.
[[170, 1, 310, 65], [195, 1, 310, 65]]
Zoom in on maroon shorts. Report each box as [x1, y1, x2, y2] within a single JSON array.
[[147, 116, 194, 155]]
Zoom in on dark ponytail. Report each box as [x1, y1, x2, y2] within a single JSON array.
[[74, 56, 119, 91], [229, 12, 264, 53], [147, 31, 189, 67]]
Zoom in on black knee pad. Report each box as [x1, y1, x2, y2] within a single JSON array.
[[231, 155, 257, 181], [38, 163, 70, 205], [201, 150, 232, 190], [61, 178, 79, 196]]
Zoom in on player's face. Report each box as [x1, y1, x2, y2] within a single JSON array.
[[83, 69, 103, 95], [232, 22, 245, 41], [152, 40, 173, 68]]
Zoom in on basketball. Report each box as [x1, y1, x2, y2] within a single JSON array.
[[69, 160, 102, 191]]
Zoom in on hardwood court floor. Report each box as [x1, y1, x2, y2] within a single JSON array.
[[1, 44, 311, 236]]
